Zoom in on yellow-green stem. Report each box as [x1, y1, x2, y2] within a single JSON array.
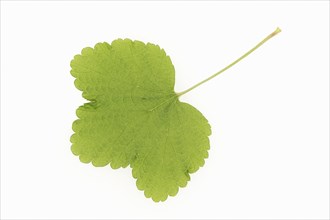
[[177, 27, 281, 97]]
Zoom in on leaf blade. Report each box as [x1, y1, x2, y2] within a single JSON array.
[[70, 39, 211, 202]]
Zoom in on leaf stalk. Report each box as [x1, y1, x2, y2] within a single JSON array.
[[176, 27, 281, 97]]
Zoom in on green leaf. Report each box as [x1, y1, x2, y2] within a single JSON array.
[[70, 39, 211, 202], [70, 28, 281, 202]]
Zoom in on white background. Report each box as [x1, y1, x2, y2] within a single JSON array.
[[1, 1, 329, 219]]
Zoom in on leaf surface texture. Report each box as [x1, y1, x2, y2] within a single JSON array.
[[70, 39, 211, 202]]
